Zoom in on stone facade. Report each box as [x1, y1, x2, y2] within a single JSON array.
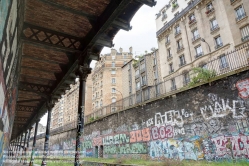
[[122, 49, 162, 102], [91, 48, 133, 113], [157, 0, 249, 86], [51, 75, 92, 130]]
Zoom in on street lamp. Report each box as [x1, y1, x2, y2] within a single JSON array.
[[115, 89, 123, 109], [201, 38, 211, 53]]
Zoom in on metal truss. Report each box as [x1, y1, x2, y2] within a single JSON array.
[[22, 22, 81, 51], [17, 105, 37, 112]]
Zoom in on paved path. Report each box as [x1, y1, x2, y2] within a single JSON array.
[[3, 160, 39, 166]]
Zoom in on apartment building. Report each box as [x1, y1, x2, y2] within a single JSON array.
[[122, 49, 162, 104], [156, 0, 249, 91], [92, 47, 133, 112], [51, 75, 92, 129]]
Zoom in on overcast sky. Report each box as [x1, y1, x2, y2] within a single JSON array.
[[40, 0, 166, 126]]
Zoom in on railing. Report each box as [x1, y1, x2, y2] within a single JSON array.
[[192, 35, 200, 42], [157, 0, 202, 37], [210, 24, 219, 32], [175, 30, 181, 36], [85, 43, 249, 123], [242, 35, 249, 42], [215, 42, 223, 50]]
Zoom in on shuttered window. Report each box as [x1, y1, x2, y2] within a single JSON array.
[[241, 25, 249, 42]]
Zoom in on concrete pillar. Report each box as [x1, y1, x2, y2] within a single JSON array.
[[41, 101, 54, 166], [29, 120, 39, 166], [74, 64, 91, 166]]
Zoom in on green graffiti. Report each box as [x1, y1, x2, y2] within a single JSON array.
[[82, 141, 92, 149], [103, 133, 130, 145], [104, 143, 147, 154]]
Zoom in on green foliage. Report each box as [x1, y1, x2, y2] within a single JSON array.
[[188, 67, 216, 87], [89, 117, 94, 122]]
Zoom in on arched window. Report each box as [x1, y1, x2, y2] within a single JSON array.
[[112, 98, 116, 103]]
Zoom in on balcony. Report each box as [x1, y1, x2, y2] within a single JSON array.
[[192, 35, 200, 43], [189, 19, 196, 26], [177, 46, 184, 53], [195, 52, 204, 59], [172, 4, 179, 12], [175, 30, 181, 37], [167, 55, 173, 61], [215, 42, 223, 50], [230, 0, 241, 5], [135, 74, 140, 79], [242, 35, 249, 42], [162, 14, 167, 21], [140, 67, 146, 73], [171, 85, 177, 91], [169, 69, 174, 74], [205, 8, 215, 16], [219, 63, 230, 72], [165, 40, 171, 46], [210, 24, 219, 33], [236, 13, 247, 22]]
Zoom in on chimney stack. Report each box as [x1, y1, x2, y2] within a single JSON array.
[[129, 46, 133, 53]]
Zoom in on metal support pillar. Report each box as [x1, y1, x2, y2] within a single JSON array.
[[29, 120, 39, 166], [27, 128, 32, 148], [23, 131, 28, 164], [18, 134, 23, 162], [74, 64, 91, 166], [41, 101, 54, 166], [14, 138, 19, 160]]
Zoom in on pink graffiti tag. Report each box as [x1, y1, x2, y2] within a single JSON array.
[[93, 137, 103, 146], [130, 128, 151, 143], [236, 79, 249, 99], [151, 126, 174, 140]]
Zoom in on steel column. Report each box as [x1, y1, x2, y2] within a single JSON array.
[[74, 64, 91, 166], [23, 131, 28, 164], [27, 127, 32, 148], [18, 134, 23, 162], [29, 120, 39, 166], [41, 101, 54, 166]]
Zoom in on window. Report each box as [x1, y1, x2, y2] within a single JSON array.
[[175, 25, 181, 35], [219, 54, 229, 69], [174, 12, 179, 17], [135, 69, 139, 76], [241, 25, 249, 42], [112, 78, 116, 83], [140, 61, 145, 71], [111, 70, 116, 74], [162, 10, 167, 21], [141, 75, 147, 86], [112, 88, 116, 93], [206, 2, 213, 10], [169, 63, 174, 73], [100, 100, 102, 107], [100, 90, 102, 96], [195, 45, 203, 58], [214, 36, 223, 49], [192, 29, 200, 41], [235, 6, 246, 21], [183, 72, 190, 86], [136, 92, 141, 103], [189, 13, 196, 23], [153, 58, 157, 66], [111, 107, 116, 112], [112, 62, 115, 67], [210, 18, 218, 31], [112, 56, 115, 60], [167, 48, 172, 58], [136, 81, 140, 90], [123, 54, 127, 59], [176, 39, 183, 50], [179, 55, 186, 66], [112, 98, 116, 103], [154, 70, 158, 79], [171, 78, 176, 90], [129, 86, 132, 93], [166, 35, 170, 43]]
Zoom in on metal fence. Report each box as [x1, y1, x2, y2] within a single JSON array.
[[85, 43, 249, 123]]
